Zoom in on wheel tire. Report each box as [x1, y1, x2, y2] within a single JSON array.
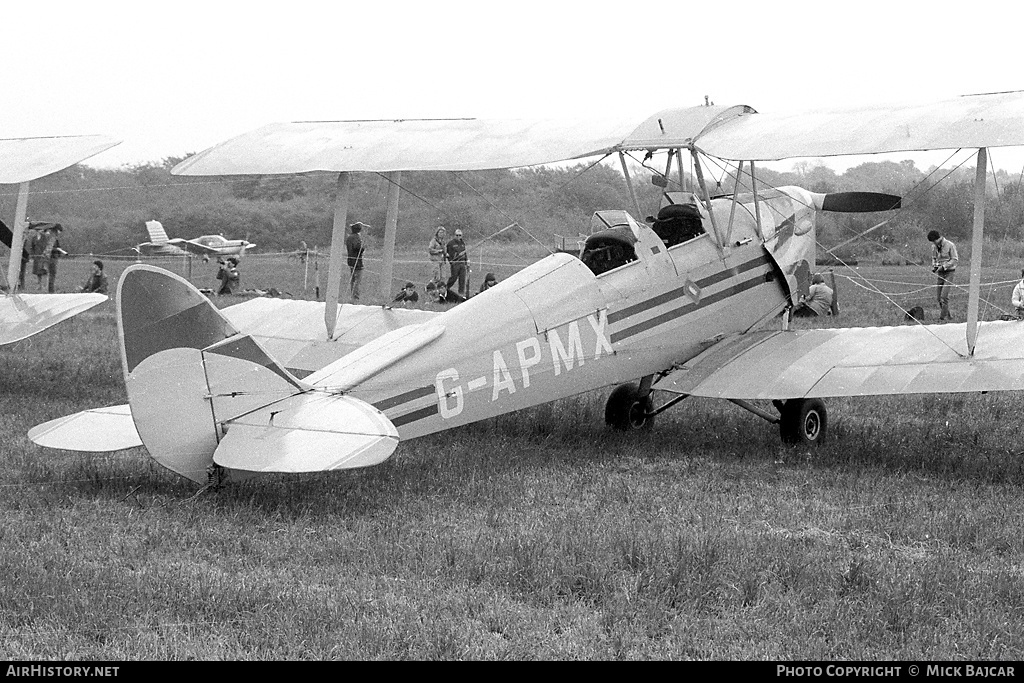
[[778, 398, 827, 445], [605, 383, 654, 431]]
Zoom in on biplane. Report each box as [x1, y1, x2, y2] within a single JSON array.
[[29, 91, 1024, 485], [136, 219, 255, 259], [0, 135, 120, 345]]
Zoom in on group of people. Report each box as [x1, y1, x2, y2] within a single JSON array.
[[10, 221, 109, 295], [18, 222, 66, 292], [793, 230, 1024, 323], [393, 271, 498, 307], [794, 230, 960, 321], [428, 225, 470, 299], [344, 221, 498, 308]]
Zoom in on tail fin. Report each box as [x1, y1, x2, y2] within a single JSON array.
[[144, 220, 170, 243], [118, 265, 398, 483]]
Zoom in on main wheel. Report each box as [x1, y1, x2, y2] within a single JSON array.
[[605, 383, 654, 431], [778, 398, 828, 445]]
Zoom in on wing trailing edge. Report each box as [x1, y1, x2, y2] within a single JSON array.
[[0, 293, 107, 346], [662, 320, 1024, 400]]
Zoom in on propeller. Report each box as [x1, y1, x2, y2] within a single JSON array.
[[820, 192, 901, 213]]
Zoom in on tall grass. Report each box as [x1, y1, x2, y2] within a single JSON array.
[[1, 260, 1024, 659]]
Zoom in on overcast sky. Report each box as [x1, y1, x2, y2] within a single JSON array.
[[5, 1, 1022, 173]]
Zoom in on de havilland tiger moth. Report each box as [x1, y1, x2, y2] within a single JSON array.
[[28, 91, 1024, 485]]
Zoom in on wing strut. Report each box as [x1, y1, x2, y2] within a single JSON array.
[[4, 182, 29, 293], [325, 172, 351, 338], [966, 147, 987, 355], [378, 171, 401, 303], [689, 149, 723, 253], [618, 152, 643, 220]]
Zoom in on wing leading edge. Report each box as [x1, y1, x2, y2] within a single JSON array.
[[695, 90, 1024, 161], [662, 320, 1024, 400], [0, 135, 121, 184], [170, 106, 750, 176]]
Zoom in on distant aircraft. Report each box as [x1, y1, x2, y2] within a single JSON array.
[[0, 135, 119, 346], [136, 220, 255, 259], [29, 92, 1024, 485]]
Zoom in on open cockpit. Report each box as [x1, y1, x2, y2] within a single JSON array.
[[580, 211, 640, 275]]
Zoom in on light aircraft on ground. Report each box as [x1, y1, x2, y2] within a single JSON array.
[[29, 92, 1024, 485], [136, 220, 255, 259], [0, 135, 120, 345]]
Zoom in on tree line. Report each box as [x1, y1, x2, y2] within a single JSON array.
[[2, 154, 1021, 263]]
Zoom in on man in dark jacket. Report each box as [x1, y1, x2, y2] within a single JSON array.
[[445, 229, 468, 298], [345, 222, 367, 301]]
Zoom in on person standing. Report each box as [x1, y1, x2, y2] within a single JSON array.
[[345, 221, 366, 301], [45, 225, 66, 293], [928, 230, 958, 321], [427, 226, 447, 285], [28, 225, 51, 290], [445, 228, 468, 298], [81, 260, 109, 294]]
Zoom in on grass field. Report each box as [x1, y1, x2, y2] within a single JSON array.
[[2, 249, 1024, 660]]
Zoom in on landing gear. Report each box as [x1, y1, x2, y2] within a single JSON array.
[[605, 383, 654, 430], [776, 398, 828, 445]]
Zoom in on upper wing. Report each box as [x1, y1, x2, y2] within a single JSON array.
[[661, 320, 1024, 400], [169, 106, 749, 175], [0, 135, 121, 184], [695, 91, 1024, 161], [0, 293, 107, 346], [170, 92, 1024, 175]]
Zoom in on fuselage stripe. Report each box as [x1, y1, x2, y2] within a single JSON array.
[[610, 270, 770, 344], [373, 384, 435, 412], [608, 252, 770, 324], [391, 403, 439, 427]]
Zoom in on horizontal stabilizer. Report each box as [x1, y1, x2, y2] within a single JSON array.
[[0, 293, 107, 346], [28, 404, 142, 451], [213, 392, 399, 473]]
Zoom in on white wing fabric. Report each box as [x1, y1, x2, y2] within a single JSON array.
[[695, 91, 1024, 161], [662, 320, 1024, 400], [28, 405, 142, 451], [170, 106, 748, 175], [213, 393, 399, 473], [0, 293, 107, 346], [0, 135, 121, 184]]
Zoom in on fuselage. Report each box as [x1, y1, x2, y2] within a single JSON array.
[[331, 187, 815, 440]]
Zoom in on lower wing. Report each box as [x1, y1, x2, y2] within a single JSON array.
[[662, 320, 1024, 399], [0, 293, 107, 346]]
